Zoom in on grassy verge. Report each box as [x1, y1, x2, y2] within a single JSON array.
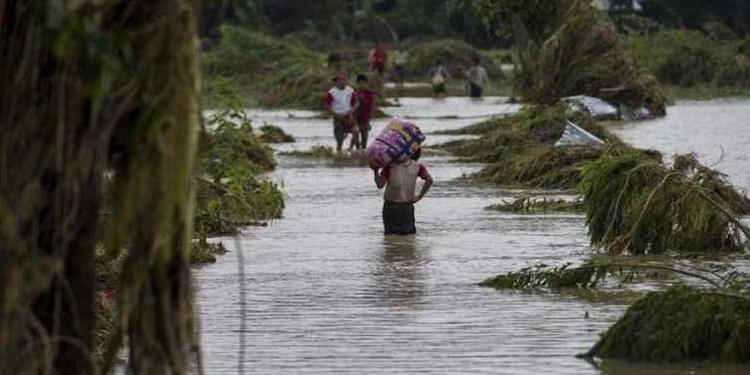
[[664, 85, 750, 101]]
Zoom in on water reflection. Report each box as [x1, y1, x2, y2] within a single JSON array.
[[373, 235, 428, 309]]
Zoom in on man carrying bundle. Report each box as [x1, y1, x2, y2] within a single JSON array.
[[325, 73, 359, 151], [372, 149, 433, 235]]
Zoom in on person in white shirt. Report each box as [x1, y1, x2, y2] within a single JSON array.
[[466, 56, 489, 99], [324, 73, 360, 151]]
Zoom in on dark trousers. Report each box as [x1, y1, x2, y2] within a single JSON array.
[[469, 83, 483, 98], [383, 200, 416, 235]]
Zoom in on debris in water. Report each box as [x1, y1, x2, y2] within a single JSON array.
[[555, 120, 606, 147], [562, 95, 620, 121]]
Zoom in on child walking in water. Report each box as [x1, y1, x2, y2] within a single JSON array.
[[373, 150, 433, 235], [355, 74, 374, 149], [325, 73, 359, 151]]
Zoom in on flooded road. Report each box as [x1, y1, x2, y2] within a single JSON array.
[[195, 98, 750, 374]]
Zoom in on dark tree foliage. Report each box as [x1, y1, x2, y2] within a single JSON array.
[[640, 0, 750, 36], [197, 0, 506, 46]]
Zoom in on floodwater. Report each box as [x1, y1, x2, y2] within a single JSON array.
[[195, 98, 750, 374], [613, 99, 750, 193]]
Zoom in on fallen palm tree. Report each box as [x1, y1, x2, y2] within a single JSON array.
[[442, 104, 621, 189], [466, 0, 666, 115], [581, 152, 750, 255]]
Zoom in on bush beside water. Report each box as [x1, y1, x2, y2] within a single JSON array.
[[628, 24, 750, 91], [195, 106, 285, 237]]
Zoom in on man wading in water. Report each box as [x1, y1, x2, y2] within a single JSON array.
[[373, 150, 433, 235]]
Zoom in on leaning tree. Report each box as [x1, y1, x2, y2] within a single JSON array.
[[1, 0, 202, 373]]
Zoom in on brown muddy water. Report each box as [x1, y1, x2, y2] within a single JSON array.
[[195, 98, 750, 374]]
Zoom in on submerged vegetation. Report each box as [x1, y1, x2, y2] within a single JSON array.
[[587, 286, 750, 362], [469, 113, 750, 363], [581, 152, 750, 255], [281, 146, 371, 167], [486, 196, 584, 214], [443, 104, 620, 189], [196, 90, 285, 237], [259, 124, 296, 143]]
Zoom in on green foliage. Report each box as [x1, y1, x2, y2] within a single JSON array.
[[588, 286, 750, 362], [202, 25, 329, 110], [466, 0, 572, 43], [467, 0, 666, 114], [190, 239, 228, 264], [433, 116, 510, 135], [283, 145, 338, 159], [639, 0, 750, 36], [443, 105, 618, 189], [196, 104, 284, 236], [580, 152, 750, 255], [480, 262, 609, 289], [476, 146, 605, 189], [405, 39, 503, 78], [282, 146, 371, 167], [259, 124, 295, 143], [486, 196, 584, 214], [204, 25, 318, 76], [629, 28, 750, 88]]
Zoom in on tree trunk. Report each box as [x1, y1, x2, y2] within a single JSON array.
[[0, 0, 201, 373]]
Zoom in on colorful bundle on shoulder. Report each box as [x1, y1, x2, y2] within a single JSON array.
[[366, 119, 425, 168]]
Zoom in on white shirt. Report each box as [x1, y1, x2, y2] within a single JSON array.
[[327, 86, 356, 115]]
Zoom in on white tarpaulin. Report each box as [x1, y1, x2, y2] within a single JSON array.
[[562, 95, 620, 120], [555, 120, 606, 147]]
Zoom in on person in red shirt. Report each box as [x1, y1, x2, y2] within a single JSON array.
[[369, 42, 388, 76], [355, 74, 375, 149], [324, 73, 359, 151]]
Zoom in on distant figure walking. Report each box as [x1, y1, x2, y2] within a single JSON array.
[[324, 73, 359, 151], [373, 150, 433, 235], [355, 74, 375, 149], [369, 42, 388, 76], [466, 56, 489, 99], [428, 59, 450, 99], [369, 42, 388, 92], [393, 49, 408, 97]]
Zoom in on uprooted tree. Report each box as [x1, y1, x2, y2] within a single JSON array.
[[1, 1, 201, 373], [464, 0, 666, 114]]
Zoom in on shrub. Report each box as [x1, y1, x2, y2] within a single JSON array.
[[406, 39, 503, 79], [588, 286, 750, 362]]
